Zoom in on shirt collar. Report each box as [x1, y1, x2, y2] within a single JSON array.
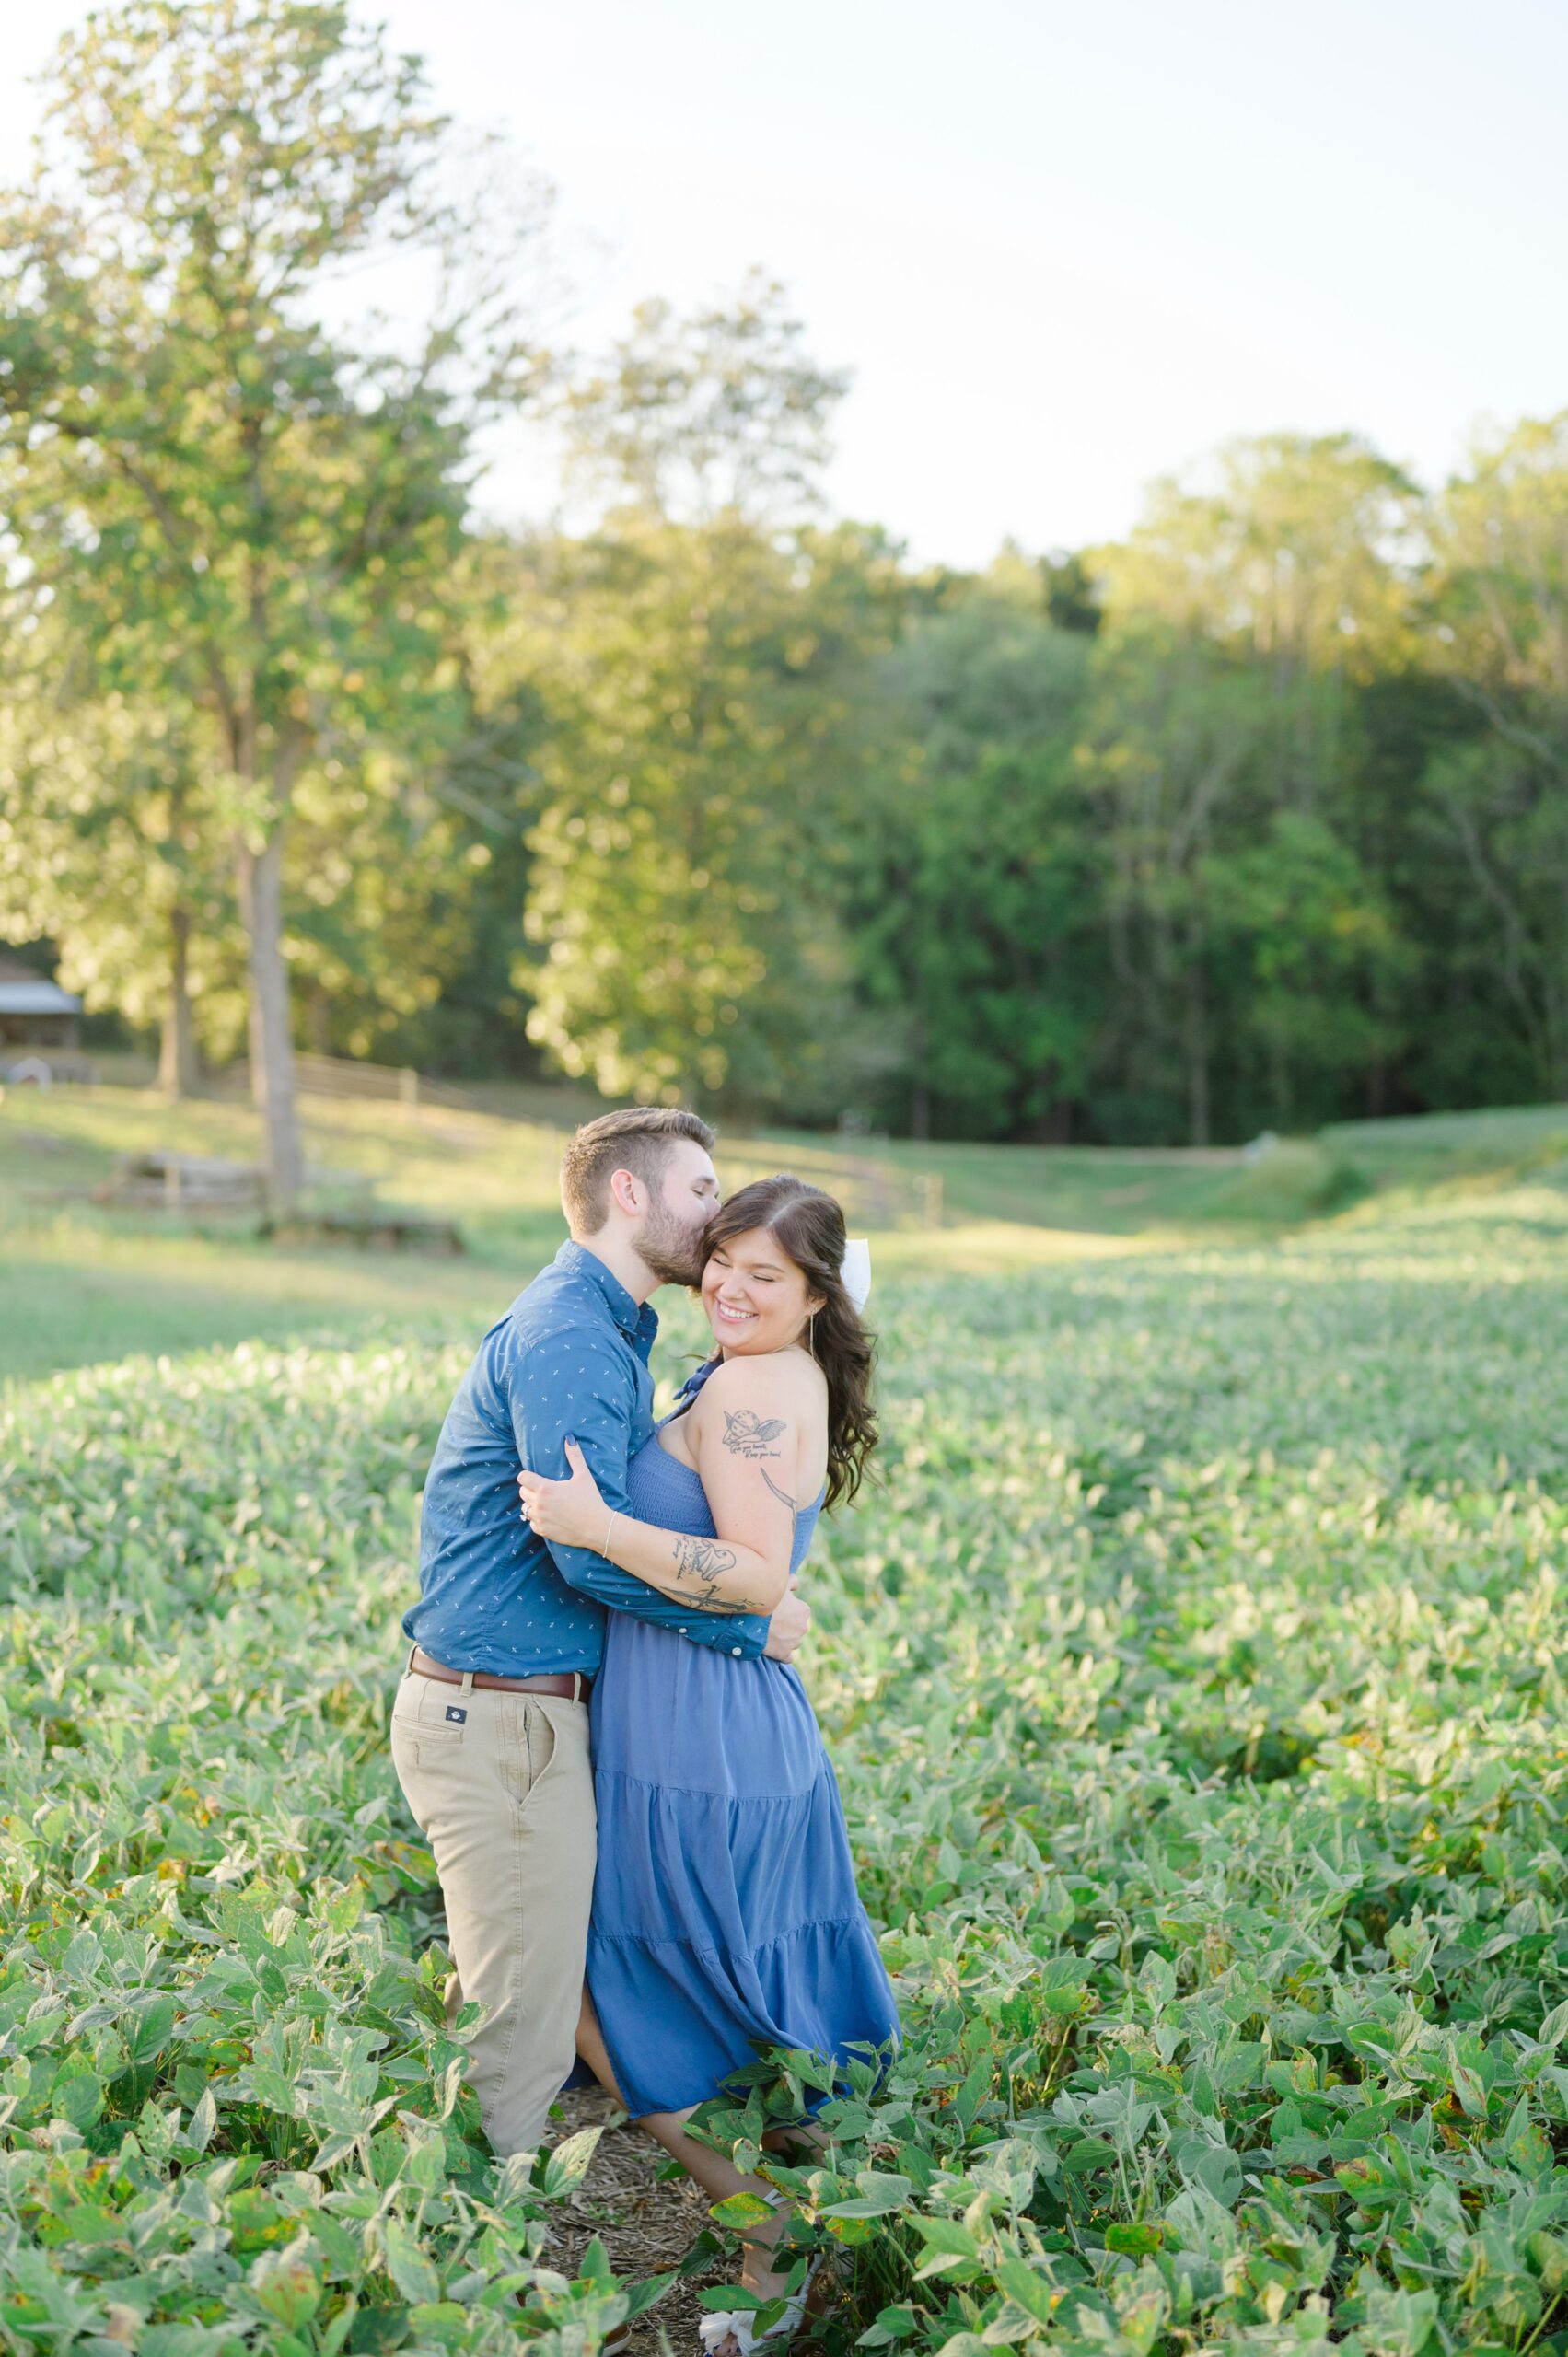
[[554, 1238, 659, 1349]]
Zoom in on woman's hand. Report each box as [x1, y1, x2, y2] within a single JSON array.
[[517, 1438, 609, 1550]]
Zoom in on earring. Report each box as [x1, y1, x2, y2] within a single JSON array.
[[807, 1311, 816, 1357]]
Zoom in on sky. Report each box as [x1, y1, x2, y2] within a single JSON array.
[[4, 0, 1566, 567]]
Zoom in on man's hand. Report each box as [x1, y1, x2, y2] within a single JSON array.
[[764, 1584, 811, 1664]]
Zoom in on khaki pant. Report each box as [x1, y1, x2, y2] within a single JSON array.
[[389, 1665, 597, 2155]]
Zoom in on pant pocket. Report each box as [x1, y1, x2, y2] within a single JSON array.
[[519, 1697, 558, 1808], [390, 1703, 462, 1805], [391, 1672, 466, 1747]]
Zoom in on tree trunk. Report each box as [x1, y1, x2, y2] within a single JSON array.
[[157, 904, 201, 1098], [1184, 942, 1211, 1148], [237, 825, 304, 1214]]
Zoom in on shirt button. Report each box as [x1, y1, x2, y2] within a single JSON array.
[[732, 1647, 742, 1656]]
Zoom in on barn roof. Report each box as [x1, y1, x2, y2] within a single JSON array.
[[0, 955, 83, 1016]]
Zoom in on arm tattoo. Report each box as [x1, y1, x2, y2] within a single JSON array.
[[759, 1465, 797, 1515], [723, 1410, 796, 1515], [671, 1531, 742, 1610], [722, 1409, 788, 1460]]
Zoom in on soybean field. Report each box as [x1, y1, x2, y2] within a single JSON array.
[[4, 1165, 1568, 2356]]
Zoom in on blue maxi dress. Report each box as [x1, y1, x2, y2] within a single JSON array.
[[583, 1363, 900, 2120]]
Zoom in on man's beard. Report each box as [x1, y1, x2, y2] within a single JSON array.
[[640, 1198, 707, 1288]]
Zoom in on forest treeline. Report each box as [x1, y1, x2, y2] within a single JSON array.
[[2, 5, 1565, 1207]]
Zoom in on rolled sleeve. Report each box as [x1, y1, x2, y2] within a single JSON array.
[[510, 1325, 769, 1658]]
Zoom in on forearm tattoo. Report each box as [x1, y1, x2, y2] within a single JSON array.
[[723, 1409, 797, 1515], [672, 1531, 742, 1610]]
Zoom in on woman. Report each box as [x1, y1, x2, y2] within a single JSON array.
[[517, 1175, 899, 2353]]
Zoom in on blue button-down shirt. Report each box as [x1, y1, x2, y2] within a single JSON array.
[[403, 1239, 770, 1675]]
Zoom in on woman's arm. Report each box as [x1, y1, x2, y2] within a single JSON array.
[[507, 1326, 768, 1656], [517, 1364, 805, 1617]]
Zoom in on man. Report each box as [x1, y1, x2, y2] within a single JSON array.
[[390, 1106, 811, 2157]]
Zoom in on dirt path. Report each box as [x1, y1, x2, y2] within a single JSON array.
[[547, 2087, 726, 2354]]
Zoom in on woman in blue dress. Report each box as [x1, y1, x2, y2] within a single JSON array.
[[517, 1175, 899, 2351]]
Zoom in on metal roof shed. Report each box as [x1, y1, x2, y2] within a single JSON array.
[[0, 977, 83, 1018], [0, 957, 86, 1075]]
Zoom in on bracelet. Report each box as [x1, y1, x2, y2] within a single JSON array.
[[603, 1509, 618, 1560]]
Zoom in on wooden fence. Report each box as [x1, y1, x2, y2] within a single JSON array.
[[215, 1054, 944, 1228], [217, 1052, 479, 1112]]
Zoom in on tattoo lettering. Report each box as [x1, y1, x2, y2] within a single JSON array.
[[672, 1532, 739, 1598], [720, 1409, 796, 1515], [722, 1409, 788, 1460]]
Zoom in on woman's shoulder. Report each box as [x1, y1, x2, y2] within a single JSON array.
[[695, 1350, 826, 1434]]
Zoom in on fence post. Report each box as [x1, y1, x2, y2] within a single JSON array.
[[400, 1067, 419, 1109]]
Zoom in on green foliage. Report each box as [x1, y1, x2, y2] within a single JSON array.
[[0, 1337, 670, 2348], [564, 269, 850, 525], [2, 17, 1568, 1153], [6, 1175, 1568, 2347], [0, 0, 550, 1201], [846, 598, 1100, 1140], [517, 511, 905, 1111]]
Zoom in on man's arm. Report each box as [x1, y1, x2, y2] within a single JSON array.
[[508, 1323, 770, 1659], [518, 1358, 807, 1614]]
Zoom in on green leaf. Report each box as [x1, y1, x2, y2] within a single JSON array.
[[993, 2260, 1055, 2324], [711, 2192, 777, 2230], [952, 2053, 993, 2130], [52, 2074, 104, 2131], [821, 2173, 916, 2219], [542, 2124, 603, 2198], [348, 2309, 411, 2355], [381, 2220, 440, 2308], [912, 2218, 981, 2258], [981, 2301, 1040, 2345], [1530, 2231, 1568, 2291], [251, 2235, 324, 2329], [1105, 2222, 1165, 2257], [129, 1992, 178, 2061]]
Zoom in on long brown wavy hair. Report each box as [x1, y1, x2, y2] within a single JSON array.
[[702, 1174, 879, 1510]]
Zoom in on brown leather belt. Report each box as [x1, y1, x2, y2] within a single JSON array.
[[407, 1646, 591, 1702]]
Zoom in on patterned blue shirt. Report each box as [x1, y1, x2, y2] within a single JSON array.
[[403, 1239, 770, 1675]]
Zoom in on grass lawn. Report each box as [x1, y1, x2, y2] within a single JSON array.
[[5, 1082, 1567, 1384]]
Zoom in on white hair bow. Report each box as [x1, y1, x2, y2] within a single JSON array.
[[840, 1237, 872, 1311]]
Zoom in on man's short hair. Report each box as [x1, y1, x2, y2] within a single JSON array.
[[560, 1106, 717, 1235]]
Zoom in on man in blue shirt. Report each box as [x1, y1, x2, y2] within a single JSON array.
[[390, 1105, 810, 2157]]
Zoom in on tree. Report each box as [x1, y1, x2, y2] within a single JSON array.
[[844, 582, 1100, 1141], [516, 281, 902, 1115], [0, 644, 238, 1095], [565, 271, 849, 525], [1071, 438, 1428, 1139], [0, 584, 249, 1091], [1425, 414, 1568, 1097], [0, 0, 548, 1205], [1074, 627, 1269, 1144], [1098, 433, 1421, 680], [517, 511, 904, 1111]]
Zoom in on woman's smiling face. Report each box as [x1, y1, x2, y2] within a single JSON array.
[[701, 1225, 823, 1356]]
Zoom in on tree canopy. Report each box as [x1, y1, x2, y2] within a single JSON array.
[[1, 5, 1563, 1151]]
